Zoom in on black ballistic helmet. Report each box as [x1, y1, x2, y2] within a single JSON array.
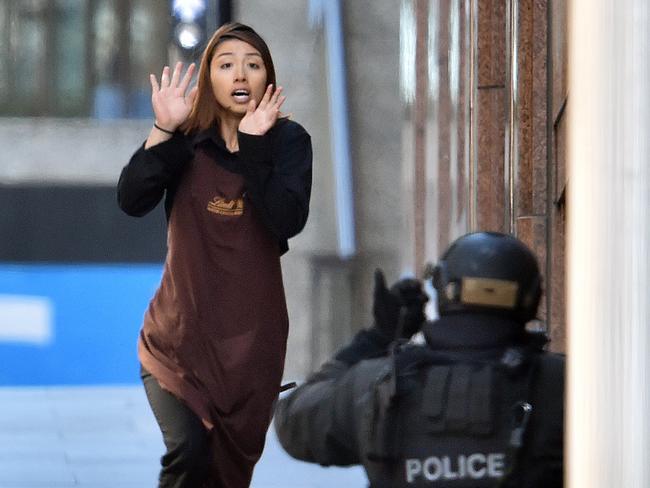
[[430, 232, 542, 323]]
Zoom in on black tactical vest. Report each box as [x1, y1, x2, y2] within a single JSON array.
[[360, 344, 540, 488]]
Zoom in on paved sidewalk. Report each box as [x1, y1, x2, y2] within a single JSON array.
[[0, 386, 366, 488]]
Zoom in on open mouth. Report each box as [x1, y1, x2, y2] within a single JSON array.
[[231, 89, 250, 103]]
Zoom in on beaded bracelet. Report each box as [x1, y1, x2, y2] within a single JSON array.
[[154, 122, 175, 135]]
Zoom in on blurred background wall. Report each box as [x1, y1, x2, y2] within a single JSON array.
[[0, 0, 568, 385]]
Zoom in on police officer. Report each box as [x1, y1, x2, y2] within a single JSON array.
[[274, 232, 564, 487]]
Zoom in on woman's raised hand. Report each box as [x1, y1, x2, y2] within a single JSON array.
[[238, 84, 286, 136], [150, 62, 198, 132]]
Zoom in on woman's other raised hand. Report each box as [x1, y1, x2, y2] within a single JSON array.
[[238, 84, 286, 136], [150, 62, 198, 133]]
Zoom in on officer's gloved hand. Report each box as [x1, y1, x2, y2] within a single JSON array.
[[372, 268, 429, 340]]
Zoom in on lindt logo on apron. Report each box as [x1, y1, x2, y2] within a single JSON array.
[[207, 196, 244, 216]]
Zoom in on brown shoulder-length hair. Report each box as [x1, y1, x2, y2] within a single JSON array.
[[180, 22, 276, 134]]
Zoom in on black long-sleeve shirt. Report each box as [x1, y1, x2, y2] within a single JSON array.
[[116, 118, 312, 487], [117, 118, 312, 254]]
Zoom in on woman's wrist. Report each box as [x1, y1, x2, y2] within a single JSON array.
[[145, 124, 174, 150], [153, 121, 176, 135]]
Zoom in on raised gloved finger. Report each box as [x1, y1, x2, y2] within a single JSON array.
[[374, 268, 389, 296]]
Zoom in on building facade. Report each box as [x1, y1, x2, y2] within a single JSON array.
[[0, 1, 567, 384]]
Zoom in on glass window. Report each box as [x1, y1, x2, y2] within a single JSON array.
[[0, 0, 170, 118], [55, 0, 87, 115]]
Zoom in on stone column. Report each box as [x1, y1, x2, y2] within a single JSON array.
[[567, 0, 650, 486], [308, 256, 354, 372]]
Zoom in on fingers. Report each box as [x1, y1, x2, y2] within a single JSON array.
[[154, 63, 195, 94], [170, 62, 183, 88], [269, 85, 283, 105], [179, 63, 196, 93], [397, 284, 429, 307], [268, 86, 285, 114], [160, 66, 171, 88], [258, 84, 273, 109], [149, 74, 160, 92], [187, 85, 198, 106], [374, 269, 387, 293], [246, 99, 256, 114], [251, 85, 285, 117], [393, 278, 427, 297]]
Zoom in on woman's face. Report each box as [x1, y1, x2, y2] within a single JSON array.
[[210, 39, 268, 119]]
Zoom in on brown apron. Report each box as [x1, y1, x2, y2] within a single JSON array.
[[138, 146, 288, 487]]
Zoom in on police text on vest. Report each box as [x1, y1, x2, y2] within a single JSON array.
[[405, 453, 506, 483]]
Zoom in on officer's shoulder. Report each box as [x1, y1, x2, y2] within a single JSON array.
[[347, 356, 393, 390], [351, 343, 429, 376], [356, 356, 391, 373]]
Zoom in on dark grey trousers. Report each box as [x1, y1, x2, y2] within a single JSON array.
[[141, 367, 212, 488]]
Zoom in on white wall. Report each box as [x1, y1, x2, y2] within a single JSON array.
[[0, 119, 150, 185], [567, 0, 650, 485]]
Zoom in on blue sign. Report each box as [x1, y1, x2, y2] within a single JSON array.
[[0, 264, 163, 385]]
